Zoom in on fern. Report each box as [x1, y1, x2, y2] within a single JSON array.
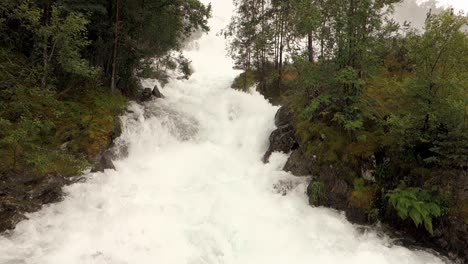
[[387, 187, 445, 235]]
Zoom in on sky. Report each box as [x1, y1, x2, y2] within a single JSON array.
[[201, 0, 468, 35], [433, 0, 468, 12], [393, 0, 467, 29]]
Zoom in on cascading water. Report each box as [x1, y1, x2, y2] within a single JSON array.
[[0, 1, 449, 264]]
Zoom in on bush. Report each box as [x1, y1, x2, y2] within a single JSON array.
[[387, 186, 446, 235]]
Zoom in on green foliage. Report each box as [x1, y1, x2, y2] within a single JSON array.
[[333, 67, 365, 89], [231, 70, 256, 91], [305, 94, 331, 115], [332, 111, 364, 131], [387, 186, 446, 235], [386, 11, 468, 168], [428, 132, 468, 168], [308, 180, 325, 205], [116, 0, 211, 87], [60, 87, 126, 158], [47, 5, 97, 78], [0, 82, 125, 176]]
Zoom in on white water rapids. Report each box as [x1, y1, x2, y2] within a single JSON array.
[[0, 2, 449, 264]]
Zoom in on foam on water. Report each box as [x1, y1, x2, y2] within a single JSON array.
[[0, 1, 448, 264]]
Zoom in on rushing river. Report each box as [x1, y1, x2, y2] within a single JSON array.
[[0, 1, 448, 264]]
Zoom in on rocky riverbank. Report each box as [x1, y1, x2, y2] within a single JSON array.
[[0, 85, 165, 234], [264, 105, 468, 263], [0, 119, 121, 233]]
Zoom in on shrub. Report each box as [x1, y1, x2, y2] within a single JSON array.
[[387, 186, 446, 235]]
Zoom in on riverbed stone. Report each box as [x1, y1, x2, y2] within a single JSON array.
[[151, 85, 165, 98], [140, 88, 153, 101], [263, 106, 298, 163], [283, 149, 313, 176]]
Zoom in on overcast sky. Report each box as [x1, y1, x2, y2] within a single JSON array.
[[435, 0, 468, 11], [200, 0, 467, 38], [393, 0, 467, 30]]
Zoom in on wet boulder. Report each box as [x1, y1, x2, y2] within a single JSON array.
[[140, 88, 153, 102], [274, 105, 293, 127], [263, 106, 299, 163], [92, 149, 116, 172], [283, 149, 314, 176], [151, 85, 165, 99]]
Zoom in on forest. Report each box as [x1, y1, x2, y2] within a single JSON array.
[[226, 0, 467, 258], [0, 0, 211, 177]]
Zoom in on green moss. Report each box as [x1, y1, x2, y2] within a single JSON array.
[[0, 82, 126, 176], [61, 88, 126, 158], [349, 178, 377, 212], [295, 121, 350, 164]]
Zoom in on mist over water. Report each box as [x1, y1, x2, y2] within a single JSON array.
[[0, 1, 450, 264]]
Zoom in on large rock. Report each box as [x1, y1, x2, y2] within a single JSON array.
[[91, 149, 116, 172], [0, 172, 67, 232], [91, 116, 125, 172], [151, 85, 165, 98], [283, 149, 314, 176], [274, 105, 293, 127], [263, 106, 298, 162], [140, 88, 153, 102], [139, 85, 165, 102]]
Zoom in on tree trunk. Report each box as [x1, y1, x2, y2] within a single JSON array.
[[41, 3, 51, 89], [308, 31, 314, 63], [41, 41, 48, 89], [277, 5, 286, 93], [111, 0, 120, 92]]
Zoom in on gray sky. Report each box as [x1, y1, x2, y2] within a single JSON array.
[[393, 0, 445, 29]]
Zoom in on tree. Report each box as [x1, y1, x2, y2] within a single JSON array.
[[110, 0, 119, 92], [393, 11, 468, 167]]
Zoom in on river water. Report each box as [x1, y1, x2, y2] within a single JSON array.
[[0, 1, 447, 264]]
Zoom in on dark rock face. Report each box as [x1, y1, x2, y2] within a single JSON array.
[[306, 164, 371, 225], [283, 149, 313, 176], [263, 106, 299, 163], [139, 85, 165, 102], [0, 172, 67, 232], [151, 85, 165, 98], [274, 105, 293, 127], [91, 149, 116, 172], [140, 88, 153, 102], [91, 117, 125, 172]]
